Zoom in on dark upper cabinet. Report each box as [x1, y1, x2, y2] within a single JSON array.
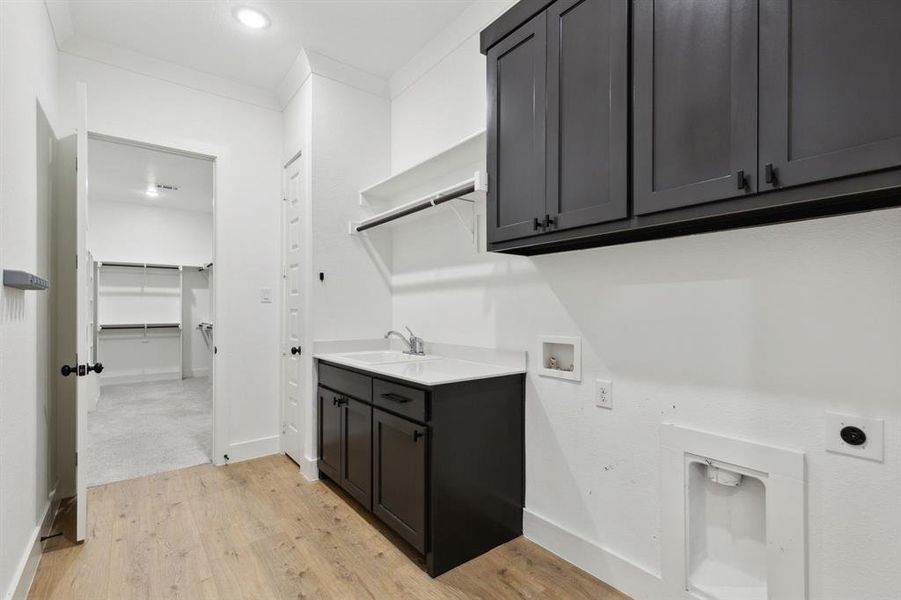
[[546, 0, 628, 231], [483, 0, 901, 255], [487, 11, 547, 242], [759, 0, 901, 190], [340, 397, 372, 510], [633, 0, 758, 215], [487, 0, 628, 243], [372, 408, 427, 553], [318, 387, 341, 481]]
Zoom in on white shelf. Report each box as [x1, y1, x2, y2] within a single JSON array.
[[359, 129, 485, 208]]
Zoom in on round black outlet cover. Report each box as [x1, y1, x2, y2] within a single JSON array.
[[840, 425, 867, 446]]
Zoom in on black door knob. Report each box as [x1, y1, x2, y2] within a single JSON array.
[[87, 362, 103, 374], [290, 346, 302, 355], [61, 364, 77, 377]]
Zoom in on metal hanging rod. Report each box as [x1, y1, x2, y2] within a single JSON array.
[[99, 323, 182, 331], [355, 180, 477, 233], [99, 261, 181, 270]]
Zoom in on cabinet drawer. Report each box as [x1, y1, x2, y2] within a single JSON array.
[[318, 362, 371, 402], [373, 379, 427, 422]]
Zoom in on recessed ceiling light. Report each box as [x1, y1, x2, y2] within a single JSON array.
[[146, 185, 159, 198], [233, 6, 270, 30]]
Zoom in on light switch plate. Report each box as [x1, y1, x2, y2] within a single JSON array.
[[595, 379, 612, 409], [825, 411, 884, 462], [260, 287, 272, 303]]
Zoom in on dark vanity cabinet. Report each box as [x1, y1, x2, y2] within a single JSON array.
[[372, 408, 427, 553], [482, 0, 901, 255], [317, 386, 373, 510], [316, 361, 525, 577]]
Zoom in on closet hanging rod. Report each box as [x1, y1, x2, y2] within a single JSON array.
[[99, 261, 181, 270], [99, 323, 182, 330], [355, 181, 476, 233]]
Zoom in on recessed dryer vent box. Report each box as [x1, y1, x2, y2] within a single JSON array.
[[537, 335, 581, 382]]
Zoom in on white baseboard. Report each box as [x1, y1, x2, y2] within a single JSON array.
[[298, 455, 319, 482], [226, 435, 280, 463], [523, 509, 662, 600], [8, 489, 59, 600], [187, 367, 210, 378]]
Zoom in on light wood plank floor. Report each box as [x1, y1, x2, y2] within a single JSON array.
[[29, 454, 630, 599]]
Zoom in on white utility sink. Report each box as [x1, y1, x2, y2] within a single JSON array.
[[334, 351, 440, 365]]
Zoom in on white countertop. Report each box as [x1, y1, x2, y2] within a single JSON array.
[[314, 352, 526, 386]]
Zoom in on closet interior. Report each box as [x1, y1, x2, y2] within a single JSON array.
[[85, 136, 215, 486]]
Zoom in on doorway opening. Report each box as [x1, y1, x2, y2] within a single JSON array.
[[85, 134, 216, 487]]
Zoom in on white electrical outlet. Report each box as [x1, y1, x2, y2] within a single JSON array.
[[595, 379, 613, 409], [260, 287, 272, 303], [825, 411, 884, 462]]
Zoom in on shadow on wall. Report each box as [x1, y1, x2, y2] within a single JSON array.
[[1, 289, 26, 321], [530, 210, 901, 401]]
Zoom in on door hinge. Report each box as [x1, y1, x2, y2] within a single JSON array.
[[75, 157, 78, 172], [282, 423, 287, 435], [75, 452, 78, 466]]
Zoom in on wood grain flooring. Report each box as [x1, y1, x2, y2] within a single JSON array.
[[29, 454, 630, 599]]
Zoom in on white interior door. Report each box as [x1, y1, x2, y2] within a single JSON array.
[[72, 83, 97, 541], [281, 157, 304, 464]]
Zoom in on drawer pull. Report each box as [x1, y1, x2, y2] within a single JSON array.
[[381, 392, 412, 404], [413, 430, 424, 442]]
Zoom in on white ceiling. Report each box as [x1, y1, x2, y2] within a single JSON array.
[[62, 0, 477, 91], [88, 138, 214, 213]]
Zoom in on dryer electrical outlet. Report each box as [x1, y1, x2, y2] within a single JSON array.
[[825, 411, 884, 462]]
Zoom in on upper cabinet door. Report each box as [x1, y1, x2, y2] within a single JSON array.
[[545, 0, 629, 232], [633, 0, 758, 215], [759, 0, 901, 190], [487, 11, 547, 243]]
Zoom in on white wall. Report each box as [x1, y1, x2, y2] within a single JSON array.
[[58, 52, 283, 463], [388, 9, 901, 600], [0, 0, 60, 597], [89, 200, 212, 266], [281, 73, 392, 470], [310, 75, 392, 343]]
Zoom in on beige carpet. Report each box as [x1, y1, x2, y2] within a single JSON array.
[[86, 377, 212, 487]]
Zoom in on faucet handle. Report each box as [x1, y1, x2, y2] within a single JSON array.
[[405, 326, 425, 355]]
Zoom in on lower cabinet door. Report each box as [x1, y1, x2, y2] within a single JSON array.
[[340, 397, 372, 510], [318, 387, 341, 481], [372, 408, 427, 553]]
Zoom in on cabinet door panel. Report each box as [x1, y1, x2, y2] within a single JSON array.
[[546, 0, 628, 231], [317, 387, 340, 481], [372, 409, 427, 553], [487, 11, 547, 243], [759, 0, 901, 189], [340, 398, 372, 510], [633, 0, 758, 214]]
